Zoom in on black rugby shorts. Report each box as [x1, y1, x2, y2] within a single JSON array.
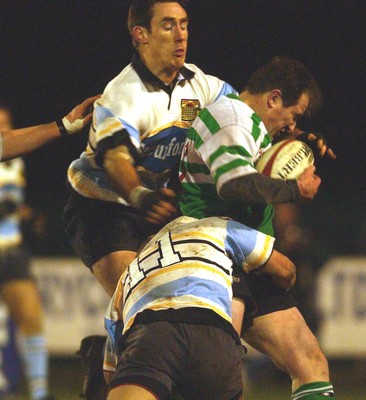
[[63, 188, 157, 269], [232, 268, 298, 323], [110, 321, 244, 400], [0, 246, 33, 284]]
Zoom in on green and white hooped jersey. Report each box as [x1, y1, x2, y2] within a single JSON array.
[[179, 94, 272, 229]]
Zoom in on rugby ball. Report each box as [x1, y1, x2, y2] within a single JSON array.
[[255, 139, 314, 180]]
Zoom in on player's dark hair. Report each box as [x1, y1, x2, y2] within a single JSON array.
[[128, 0, 188, 33], [245, 56, 323, 116]]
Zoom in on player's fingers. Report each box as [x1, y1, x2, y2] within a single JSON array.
[[326, 148, 337, 160], [311, 172, 321, 182], [152, 202, 176, 217], [318, 143, 327, 157], [303, 164, 316, 175], [146, 201, 177, 223], [82, 113, 93, 125], [145, 208, 173, 224], [306, 133, 318, 142], [160, 188, 176, 199], [145, 209, 165, 223], [82, 94, 101, 109], [144, 213, 162, 225]]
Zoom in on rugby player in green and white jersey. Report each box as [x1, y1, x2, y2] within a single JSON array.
[[179, 57, 336, 400]]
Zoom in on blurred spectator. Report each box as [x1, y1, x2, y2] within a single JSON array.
[[0, 102, 53, 400]]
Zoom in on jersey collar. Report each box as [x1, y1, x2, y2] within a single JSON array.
[[132, 54, 195, 89]]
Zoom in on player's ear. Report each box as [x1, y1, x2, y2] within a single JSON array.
[[268, 89, 282, 108], [132, 26, 148, 45]]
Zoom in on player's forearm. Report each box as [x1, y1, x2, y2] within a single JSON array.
[[220, 173, 300, 204], [0, 122, 60, 161], [103, 150, 142, 202], [259, 250, 296, 289]]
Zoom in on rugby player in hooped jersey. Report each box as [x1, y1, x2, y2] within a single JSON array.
[[179, 56, 336, 400], [103, 216, 296, 400], [64, 0, 237, 297]]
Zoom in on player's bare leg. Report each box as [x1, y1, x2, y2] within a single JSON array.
[[243, 307, 333, 398], [1, 280, 50, 399], [232, 298, 245, 336], [108, 384, 157, 400], [1, 280, 44, 334], [231, 298, 247, 400], [231, 246, 332, 399]]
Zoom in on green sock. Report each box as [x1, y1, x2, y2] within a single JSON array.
[[292, 382, 335, 399]]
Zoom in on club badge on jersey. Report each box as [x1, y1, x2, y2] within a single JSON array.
[[181, 99, 201, 122]]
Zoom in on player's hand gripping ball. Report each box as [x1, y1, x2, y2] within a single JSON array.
[[255, 139, 314, 180]]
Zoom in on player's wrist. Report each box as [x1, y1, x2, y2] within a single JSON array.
[[56, 116, 84, 136], [128, 186, 156, 209], [56, 118, 68, 136]]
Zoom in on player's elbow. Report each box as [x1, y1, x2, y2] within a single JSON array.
[[274, 258, 296, 289], [284, 260, 296, 288]]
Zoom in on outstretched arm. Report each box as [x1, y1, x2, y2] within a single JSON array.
[[220, 164, 321, 205], [0, 95, 100, 161]]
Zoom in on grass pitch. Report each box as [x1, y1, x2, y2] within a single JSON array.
[[14, 357, 366, 399]]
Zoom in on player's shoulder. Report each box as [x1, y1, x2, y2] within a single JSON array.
[[166, 215, 228, 232], [184, 63, 224, 84], [191, 216, 230, 230], [103, 63, 140, 94], [214, 95, 256, 122], [203, 93, 240, 120], [100, 64, 144, 108]]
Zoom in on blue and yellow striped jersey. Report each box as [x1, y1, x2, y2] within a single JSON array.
[[103, 215, 274, 373]]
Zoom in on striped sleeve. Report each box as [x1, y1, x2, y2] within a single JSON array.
[[195, 109, 265, 192], [94, 105, 141, 150], [224, 219, 275, 272]]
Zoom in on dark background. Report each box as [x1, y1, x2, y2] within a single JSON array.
[[1, 0, 365, 256]]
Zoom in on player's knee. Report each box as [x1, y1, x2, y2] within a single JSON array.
[[17, 315, 43, 335], [93, 251, 137, 296], [93, 251, 136, 274]]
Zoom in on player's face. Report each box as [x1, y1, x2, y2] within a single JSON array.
[[266, 92, 309, 136], [143, 2, 188, 82]]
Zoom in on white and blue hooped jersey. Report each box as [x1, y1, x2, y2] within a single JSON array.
[[0, 158, 25, 249], [103, 215, 275, 373], [67, 56, 236, 204]]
